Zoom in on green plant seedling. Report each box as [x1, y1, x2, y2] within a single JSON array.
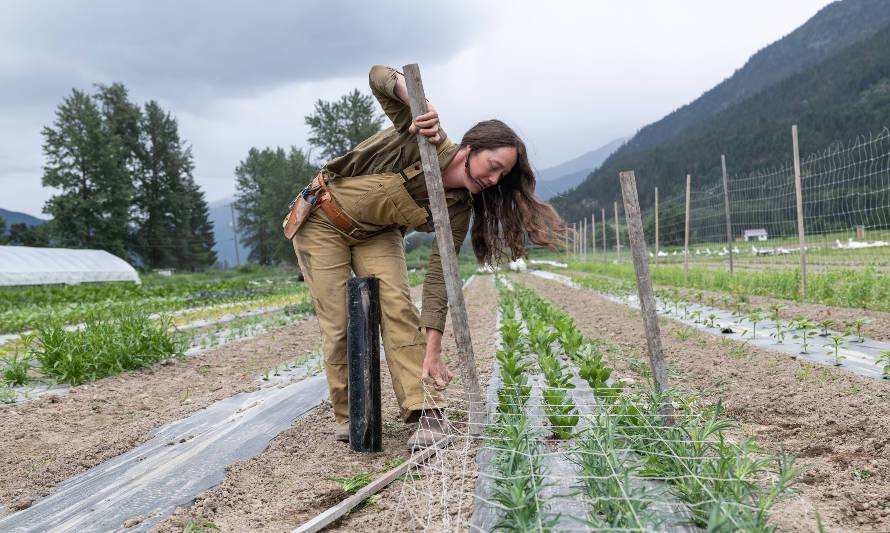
[[0, 383, 16, 404], [817, 318, 834, 337], [825, 335, 846, 366], [704, 313, 718, 328], [326, 472, 373, 494], [876, 351, 890, 379], [794, 320, 818, 354], [748, 310, 763, 339], [845, 318, 870, 343], [672, 327, 695, 342], [690, 310, 703, 324]]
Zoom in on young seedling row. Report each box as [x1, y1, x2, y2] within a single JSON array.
[[483, 275, 799, 531]]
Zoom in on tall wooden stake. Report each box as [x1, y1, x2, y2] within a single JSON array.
[[654, 186, 659, 265], [721, 155, 734, 274], [684, 174, 691, 279], [601, 208, 607, 263], [403, 64, 482, 433], [591, 213, 596, 257], [619, 171, 673, 420], [792, 125, 807, 299], [614, 201, 620, 260], [230, 204, 241, 267]]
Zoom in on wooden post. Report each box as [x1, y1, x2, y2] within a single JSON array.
[[403, 64, 482, 433], [614, 201, 620, 260], [654, 187, 659, 265], [591, 213, 596, 257], [601, 208, 607, 263], [583, 218, 588, 260], [230, 204, 241, 267], [684, 174, 691, 279], [721, 155, 734, 274], [792, 125, 807, 299], [619, 171, 673, 419], [564, 222, 569, 261]]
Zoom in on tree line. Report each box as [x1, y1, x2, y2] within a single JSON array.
[[35, 83, 216, 270], [233, 89, 383, 265]]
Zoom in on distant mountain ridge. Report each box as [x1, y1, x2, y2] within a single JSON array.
[[535, 137, 626, 200], [208, 197, 250, 268], [553, 0, 890, 220], [0, 208, 47, 227]]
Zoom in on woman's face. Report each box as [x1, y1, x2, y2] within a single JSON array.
[[463, 146, 518, 194]]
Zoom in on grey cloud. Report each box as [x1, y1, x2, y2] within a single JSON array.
[[1, 0, 477, 104]]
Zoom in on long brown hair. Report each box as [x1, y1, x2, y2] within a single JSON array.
[[463, 120, 566, 266]]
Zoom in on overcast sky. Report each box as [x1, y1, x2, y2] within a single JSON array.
[[2, 0, 833, 217]]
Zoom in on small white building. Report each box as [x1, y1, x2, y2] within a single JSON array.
[[743, 229, 768, 242], [0, 246, 141, 286]]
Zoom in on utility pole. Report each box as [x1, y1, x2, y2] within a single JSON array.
[[230, 203, 241, 267]]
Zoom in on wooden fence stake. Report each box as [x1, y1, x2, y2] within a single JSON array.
[[792, 125, 808, 299], [654, 186, 659, 265], [619, 171, 673, 421], [403, 64, 482, 434], [601, 208, 607, 263], [614, 201, 620, 260], [684, 174, 691, 280], [591, 213, 596, 257], [721, 155, 734, 275]]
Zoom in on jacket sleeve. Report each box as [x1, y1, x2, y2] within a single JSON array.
[[369, 65, 412, 134], [420, 203, 472, 332]]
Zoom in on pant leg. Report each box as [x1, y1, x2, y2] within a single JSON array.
[[292, 211, 352, 423], [351, 227, 444, 421]]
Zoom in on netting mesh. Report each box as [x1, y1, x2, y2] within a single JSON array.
[[565, 128, 890, 271], [384, 280, 796, 532]]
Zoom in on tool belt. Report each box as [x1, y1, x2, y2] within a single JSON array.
[[282, 159, 430, 241], [282, 173, 372, 240]]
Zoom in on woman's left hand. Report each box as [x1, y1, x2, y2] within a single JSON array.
[[409, 104, 442, 145], [421, 351, 454, 391]]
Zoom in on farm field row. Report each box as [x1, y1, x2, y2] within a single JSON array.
[[518, 273, 889, 532], [2, 270, 887, 531]]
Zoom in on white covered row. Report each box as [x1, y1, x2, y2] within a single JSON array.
[[0, 245, 140, 286]]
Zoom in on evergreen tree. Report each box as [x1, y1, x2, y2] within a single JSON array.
[[7, 224, 49, 247], [133, 101, 215, 271], [42, 89, 128, 256], [0, 218, 6, 244], [235, 147, 315, 265], [305, 89, 384, 161]]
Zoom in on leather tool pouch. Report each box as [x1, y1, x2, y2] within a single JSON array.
[[282, 174, 323, 240]]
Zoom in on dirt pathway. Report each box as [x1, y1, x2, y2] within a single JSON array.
[[156, 275, 501, 532], [520, 273, 890, 532], [0, 316, 323, 515]]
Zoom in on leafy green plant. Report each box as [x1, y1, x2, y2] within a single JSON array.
[[704, 313, 718, 328], [0, 383, 15, 404], [747, 310, 763, 339], [30, 312, 183, 385], [825, 335, 846, 366], [326, 472, 373, 494], [794, 320, 818, 354], [845, 318, 870, 343], [2, 346, 33, 386], [542, 387, 579, 439], [818, 318, 834, 337]]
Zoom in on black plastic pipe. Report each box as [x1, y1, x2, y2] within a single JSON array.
[[347, 277, 382, 452]]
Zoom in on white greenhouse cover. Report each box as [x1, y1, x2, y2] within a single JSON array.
[[0, 246, 141, 286]]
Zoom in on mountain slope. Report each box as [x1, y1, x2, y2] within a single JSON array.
[[0, 208, 47, 227], [622, 0, 890, 156], [536, 137, 626, 200], [554, 1, 890, 220], [208, 198, 250, 268]]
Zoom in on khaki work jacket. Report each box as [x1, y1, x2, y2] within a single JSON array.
[[320, 64, 473, 333]]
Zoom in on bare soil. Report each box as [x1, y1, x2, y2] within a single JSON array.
[[520, 273, 890, 533], [0, 316, 323, 515], [157, 275, 500, 532]]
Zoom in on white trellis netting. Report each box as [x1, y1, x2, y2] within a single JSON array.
[[0, 246, 141, 286], [384, 281, 797, 532]]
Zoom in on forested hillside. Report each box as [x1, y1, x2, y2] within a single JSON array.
[[554, 0, 890, 219]]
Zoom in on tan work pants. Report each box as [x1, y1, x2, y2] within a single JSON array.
[[292, 209, 440, 423]]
